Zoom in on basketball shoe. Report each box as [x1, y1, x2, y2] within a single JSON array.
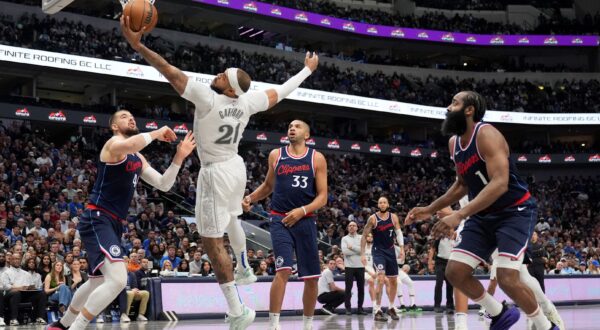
[[226, 304, 255, 330], [234, 267, 257, 286]]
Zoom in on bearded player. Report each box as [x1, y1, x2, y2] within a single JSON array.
[[49, 110, 195, 330], [406, 91, 558, 330]]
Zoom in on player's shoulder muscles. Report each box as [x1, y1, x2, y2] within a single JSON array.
[[136, 152, 150, 171], [268, 148, 280, 168], [476, 124, 508, 162], [101, 136, 125, 163], [314, 151, 327, 171], [448, 135, 457, 155]]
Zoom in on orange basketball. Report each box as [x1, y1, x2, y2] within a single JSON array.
[[123, 0, 158, 34]]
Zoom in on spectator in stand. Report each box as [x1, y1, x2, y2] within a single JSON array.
[[45, 261, 71, 314], [2, 253, 47, 325], [37, 254, 52, 280], [200, 261, 214, 277], [160, 245, 181, 269], [177, 259, 190, 273], [160, 260, 175, 277], [189, 251, 203, 275], [255, 260, 270, 276]]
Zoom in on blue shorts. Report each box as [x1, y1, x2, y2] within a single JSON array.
[[78, 208, 125, 276], [269, 214, 321, 279], [372, 246, 398, 277], [454, 199, 537, 263]]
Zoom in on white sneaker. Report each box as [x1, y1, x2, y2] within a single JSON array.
[[268, 324, 281, 330], [478, 306, 486, 317], [226, 305, 256, 330], [96, 314, 105, 323], [545, 303, 565, 330], [120, 313, 131, 323], [9, 319, 18, 326], [234, 268, 257, 286], [137, 314, 148, 322], [455, 325, 468, 330]]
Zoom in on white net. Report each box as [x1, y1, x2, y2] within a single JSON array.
[[42, 0, 75, 14]]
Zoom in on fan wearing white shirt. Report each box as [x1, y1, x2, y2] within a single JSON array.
[[1, 253, 46, 325], [122, 15, 319, 329]]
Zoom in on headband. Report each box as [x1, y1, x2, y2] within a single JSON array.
[[225, 68, 245, 96]]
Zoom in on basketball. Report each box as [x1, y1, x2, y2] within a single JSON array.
[[123, 0, 158, 33]]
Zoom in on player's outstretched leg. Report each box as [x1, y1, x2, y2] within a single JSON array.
[[204, 236, 255, 329], [519, 264, 564, 330], [70, 260, 127, 330]]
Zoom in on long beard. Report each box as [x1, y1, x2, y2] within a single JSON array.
[[0, 261, 5, 267], [123, 127, 140, 137], [441, 106, 467, 136]]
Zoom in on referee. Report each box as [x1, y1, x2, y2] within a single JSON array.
[[341, 222, 367, 315]]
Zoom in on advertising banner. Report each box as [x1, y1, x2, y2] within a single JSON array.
[[2, 104, 599, 165], [198, 0, 599, 47], [1, 45, 600, 125]]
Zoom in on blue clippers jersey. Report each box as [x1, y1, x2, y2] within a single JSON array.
[[88, 153, 142, 219], [270, 146, 316, 213], [452, 122, 530, 215], [372, 213, 395, 250]]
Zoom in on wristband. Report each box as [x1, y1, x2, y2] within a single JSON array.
[[301, 206, 307, 215], [141, 133, 153, 146]]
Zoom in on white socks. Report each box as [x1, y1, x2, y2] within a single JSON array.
[[410, 294, 416, 306], [60, 309, 78, 327], [474, 292, 503, 317], [528, 307, 551, 329], [269, 312, 280, 329], [70, 314, 91, 330], [226, 218, 250, 270], [456, 312, 467, 329], [303, 315, 313, 329], [220, 281, 243, 317]]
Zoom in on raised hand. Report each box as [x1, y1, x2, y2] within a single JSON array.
[[120, 15, 145, 51], [304, 51, 319, 72]]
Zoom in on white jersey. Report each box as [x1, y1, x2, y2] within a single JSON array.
[[365, 244, 374, 274], [182, 79, 269, 164]]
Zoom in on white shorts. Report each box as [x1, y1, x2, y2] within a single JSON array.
[[196, 155, 246, 238]]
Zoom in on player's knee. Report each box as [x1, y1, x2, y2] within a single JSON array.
[[496, 268, 519, 290], [445, 261, 468, 286]]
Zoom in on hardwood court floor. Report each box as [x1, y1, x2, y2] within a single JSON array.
[[17, 305, 599, 329]]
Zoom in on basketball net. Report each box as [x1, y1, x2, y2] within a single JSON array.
[[120, 0, 155, 8], [42, 0, 155, 14]]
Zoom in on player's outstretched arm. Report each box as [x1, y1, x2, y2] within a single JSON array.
[[120, 16, 188, 95], [243, 149, 278, 212], [264, 52, 319, 109], [107, 125, 176, 158], [138, 132, 196, 192]]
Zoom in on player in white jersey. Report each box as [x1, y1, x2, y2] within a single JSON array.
[[122, 17, 319, 329], [363, 233, 378, 310], [394, 243, 422, 313]]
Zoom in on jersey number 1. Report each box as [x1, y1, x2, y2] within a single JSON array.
[[475, 170, 489, 185], [215, 123, 241, 144]]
